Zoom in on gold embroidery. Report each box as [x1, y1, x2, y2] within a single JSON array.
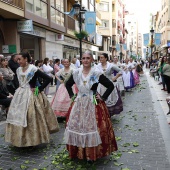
[[83, 81, 87, 85]]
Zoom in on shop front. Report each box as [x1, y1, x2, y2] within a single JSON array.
[[19, 23, 46, 60]]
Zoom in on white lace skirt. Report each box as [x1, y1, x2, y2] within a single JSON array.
[[64, 96, 102, 148]]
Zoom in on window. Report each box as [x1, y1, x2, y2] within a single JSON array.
[[100, 20, 109, 28], [99, 2, 109, 12], [90, 0, 95, 11], [82, 0, 88, 9], [112, 19, 116, 28], [112, 4, 115, 12], [50, 0, 64, 26], [26, 0, 47, 19]]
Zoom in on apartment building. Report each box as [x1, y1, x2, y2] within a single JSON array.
[[157, 0, 170, 56], [125, 12, 138, 58], [0, 0, 101, 60], [96, 0, 126, 60], [96, 0, 112, 58]]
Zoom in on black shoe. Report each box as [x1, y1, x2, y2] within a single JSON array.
[[167, 112, 170, 115], [87, 160, 94, 164]]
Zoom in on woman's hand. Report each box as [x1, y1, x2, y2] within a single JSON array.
[[60, 80, 64, 83], [31, 88, 35, 93], [112, 77, 117, 82], [95, 94, 103, 101]]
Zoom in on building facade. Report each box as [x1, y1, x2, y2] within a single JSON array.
[[125, 12, 138, 58], [0, 0, 101, 60], [157, 0, 170, 56]]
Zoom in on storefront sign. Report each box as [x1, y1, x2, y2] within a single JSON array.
[[17, 20, 33, 32], [22, 26, 46, 38], [55, 34, 64, 41], [2, 45, 16, 53]]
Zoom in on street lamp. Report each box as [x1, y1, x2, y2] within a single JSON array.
[[146, 46, 148, 59], [150, 27, 154, 63], [73, 1, 86, 61], [119, 44, 122, 61], [130, 44, 132, 58]]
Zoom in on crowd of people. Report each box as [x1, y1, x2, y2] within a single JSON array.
[[148, 56, 170, 115], [0, 51, 144, 163]]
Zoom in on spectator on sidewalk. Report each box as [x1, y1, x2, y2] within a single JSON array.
[[8, 53, 20, 89], [59, 59, 64, 69], [0, 73, 13, 109], [163, 57, 170, 94], [42, 58, 53, 97], [159, 56, 167, 91], [49, 60, 55, 86], [0, 58, 15, 94]]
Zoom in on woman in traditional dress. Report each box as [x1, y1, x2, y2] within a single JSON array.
[[122, 58, 135, 91], [51, 59, 74, 118], [112, 56, 125, 96], [129, 58, 140, 85], [5, 52, 59, 147], [64, 51, 118, 162], [97, 53, 123, 116]]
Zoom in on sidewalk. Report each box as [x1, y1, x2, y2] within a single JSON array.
[[145, 69, 170, 123], [0, 74, 170, 170]]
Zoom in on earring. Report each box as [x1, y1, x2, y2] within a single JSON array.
[[26, 61, 28, 66]]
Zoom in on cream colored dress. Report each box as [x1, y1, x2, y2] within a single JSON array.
[[5, 65, 59, 147]]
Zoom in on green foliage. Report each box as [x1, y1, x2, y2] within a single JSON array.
[[74, 31, 88, 39]]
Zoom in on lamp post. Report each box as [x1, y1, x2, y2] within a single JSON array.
[[130, 44, 132, 58], [150, 27, 154, 63], [146, 46, 148, 59], [119, 44, 122, 61], [73, 1, 86, 61]]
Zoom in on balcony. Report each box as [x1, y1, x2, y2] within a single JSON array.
[[96, 9, 101, 25], [0, 0, 24, 18], [0, 0, 24, 9], [96, 0, 101, 3], [67, 16, 75, 31]]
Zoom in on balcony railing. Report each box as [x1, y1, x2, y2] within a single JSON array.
[[96, 9, 101, 20], [67, 16, 75, 31], [1, 0, 24, 9]]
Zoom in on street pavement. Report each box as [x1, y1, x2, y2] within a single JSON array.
[[0, 71, 170, 170]]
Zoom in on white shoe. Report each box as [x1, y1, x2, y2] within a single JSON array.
[[47, 95, 52, 98]]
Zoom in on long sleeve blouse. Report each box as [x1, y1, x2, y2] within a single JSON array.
[[29, 70, 52, 92], [66, 74, 114, 101]]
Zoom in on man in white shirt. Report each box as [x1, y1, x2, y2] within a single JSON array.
[[75, 56, 80, 68]]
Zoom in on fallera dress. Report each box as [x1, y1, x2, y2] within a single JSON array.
[[97, 62, 123, 116], [64, 67, 118, 161], [122, 63, 135, 90], [51, 68, 75, 117], [5, 64, 59, 147]]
